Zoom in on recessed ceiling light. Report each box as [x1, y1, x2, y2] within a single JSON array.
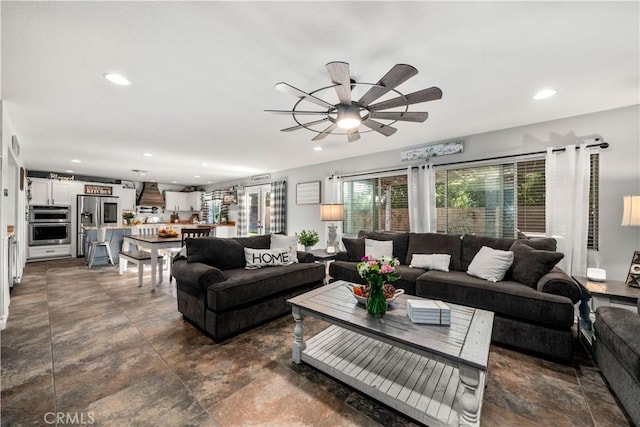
[[172, 181, 178, 184], [313, 146, 323, 151], [207, 181, 212, 184], [104, 73, 131, 86], [194, 175, 200, 178], [533, 88, 557, 100], [65, 170, 74, 173], [201, 163, 209, 167], [150, 179, 156, 182], [142, 152, 153, 157], [71, 159, 81, 163]]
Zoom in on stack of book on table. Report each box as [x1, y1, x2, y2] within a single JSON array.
[[407, 299, 451, 325]]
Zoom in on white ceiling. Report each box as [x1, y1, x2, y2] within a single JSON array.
[[2, 1, 638, 186]]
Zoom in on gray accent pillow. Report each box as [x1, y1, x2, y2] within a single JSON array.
[[466, 246, 514, 282], [342, 237, 365, 261], [510, 240, 564, 288], [406, 233, 463, 270]]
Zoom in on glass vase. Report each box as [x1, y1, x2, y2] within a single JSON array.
[[366, 276, 387, 318]]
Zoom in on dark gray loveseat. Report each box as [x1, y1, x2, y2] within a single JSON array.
[[329, 231, 584, 361], [172, 235, 325, 341], [595, 298, 640, 425]]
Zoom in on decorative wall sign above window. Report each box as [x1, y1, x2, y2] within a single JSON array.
[[401, 140, 464, 161]]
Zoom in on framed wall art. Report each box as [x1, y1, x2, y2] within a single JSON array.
[[296, 181, 321, 205]]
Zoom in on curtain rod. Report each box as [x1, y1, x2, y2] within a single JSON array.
[[329, 137, 610, 179]]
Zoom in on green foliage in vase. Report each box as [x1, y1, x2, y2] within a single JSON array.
[[296, 229, 319, 247]]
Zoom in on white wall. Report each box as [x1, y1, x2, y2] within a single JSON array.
[[1, 103, 27, 330], [208, 105, 640, 281]]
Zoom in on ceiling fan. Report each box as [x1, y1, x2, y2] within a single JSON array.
[[265, 61, 443, 142]]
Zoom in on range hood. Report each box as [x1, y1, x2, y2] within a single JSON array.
[[137, 182, 165, 207]]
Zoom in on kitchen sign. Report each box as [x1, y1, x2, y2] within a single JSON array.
[[84, 184, 113, 195]]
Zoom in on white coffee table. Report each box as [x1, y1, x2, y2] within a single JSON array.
[[287, 280, 494, 427]]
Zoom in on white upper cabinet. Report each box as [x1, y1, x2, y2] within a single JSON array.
[[29, 178, 72, 206], [165, 191, 202, 212], [113, 186, 137, 211]]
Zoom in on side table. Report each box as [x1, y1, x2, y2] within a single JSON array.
[[573, 276, 640, 355], [309, 249, 337, 284]]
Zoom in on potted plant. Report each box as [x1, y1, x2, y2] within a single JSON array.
[[122, 211, 135, 226], [297, 229, 319, 251]]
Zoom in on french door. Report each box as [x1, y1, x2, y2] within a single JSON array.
[[246, 184, 271, 236]]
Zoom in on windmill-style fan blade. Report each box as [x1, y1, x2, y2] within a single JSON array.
[[361, 118, 397, 137], [312, 123, 337, 141], [358, 64, 418, 107], [281, 118, 330, 132], [367, 87, 443, 112], [369, 111, 429, 122], [264, 110, 328, 115], [275, 82, 334, 109], [347, 128, 361, 142], [326, 61, 351, 105]]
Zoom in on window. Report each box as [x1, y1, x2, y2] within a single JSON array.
[[343, 174, 409, 234], [436, 154, 599, 247]]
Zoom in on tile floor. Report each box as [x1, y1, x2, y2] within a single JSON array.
[[1, 258, 632, 426]]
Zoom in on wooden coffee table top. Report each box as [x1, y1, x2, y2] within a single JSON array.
[[288, 280, 494, 370]]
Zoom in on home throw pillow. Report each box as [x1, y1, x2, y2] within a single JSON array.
[[509, 240, 564, 288], [244, 247, 295, 269], [467, 246, 514, 282], [409, 254, 451, 272], [365, 239, 393, 259], [342, 237, 365, 261], [270, 234, 299, 263]]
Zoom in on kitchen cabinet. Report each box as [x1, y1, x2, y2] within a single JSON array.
[[113, 186, 137, 211], [214, 225, 236, 238], [165, 191, 202, 212], [29, 178, 72, 206]]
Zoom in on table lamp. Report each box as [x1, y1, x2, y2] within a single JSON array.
[[622, 194, 640, 287], [321, 204, 344, 254]]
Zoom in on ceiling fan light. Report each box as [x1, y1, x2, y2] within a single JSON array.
[[336, 104, 361, 129]]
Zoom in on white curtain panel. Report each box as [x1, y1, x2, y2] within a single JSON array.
[[407, 165, 437, 233], [545, 143, 590, 276]]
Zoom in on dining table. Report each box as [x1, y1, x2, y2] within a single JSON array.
[[120, 233, 184, 290]]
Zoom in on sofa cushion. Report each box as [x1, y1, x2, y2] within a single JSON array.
[[365, 239, 393, 258], [461, 234, 557, 272], [510, 240, 564, 288], [187, 237, 245, 270], [207, 262, 326, 311], [244, 247, 295, 269], [270, 234, 299, 263], [342, 237, 365, 261], [359, 231, 410, 264], [406, 233, 462, 271], [328, 261, 419, 295], [409, 254, 451, 272], [416, 270, 575, 327], [467, 246, 514, 282], [231, 235, 271, 250], [596, 306, 640, 383]]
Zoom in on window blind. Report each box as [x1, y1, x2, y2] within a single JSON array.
[[343, 174, 409, 234]]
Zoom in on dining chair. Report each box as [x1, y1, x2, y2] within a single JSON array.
[[168, 227, 211, 282], [86, 227, 114, 268]]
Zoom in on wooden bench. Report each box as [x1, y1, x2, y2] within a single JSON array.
[[118, 250, 164, 287]]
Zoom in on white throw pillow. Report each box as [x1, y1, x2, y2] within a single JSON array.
[[244, 247, 295, 269], [466, 246, 514, 282], [365, 239, 393, 259], [270, 234, 299, 263], [410, 254, 451, 272]]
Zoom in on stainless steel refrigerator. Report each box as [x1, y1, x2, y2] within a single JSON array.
[[77, 195, 120, 257]]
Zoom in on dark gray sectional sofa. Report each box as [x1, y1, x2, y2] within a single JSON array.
[[595, 298, 640, 425], [172, 235, 325, 341], [329, 231, 584, 361]]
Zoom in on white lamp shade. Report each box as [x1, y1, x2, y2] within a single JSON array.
[[621, 194, 640, 226], [320, 204, 344, 221]]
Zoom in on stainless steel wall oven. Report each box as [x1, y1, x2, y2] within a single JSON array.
[[28, 205, 72, 246]]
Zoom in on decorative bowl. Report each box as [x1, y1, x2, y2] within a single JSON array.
[[158, 232, 178, 238], [347, 283, 404, 306]]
